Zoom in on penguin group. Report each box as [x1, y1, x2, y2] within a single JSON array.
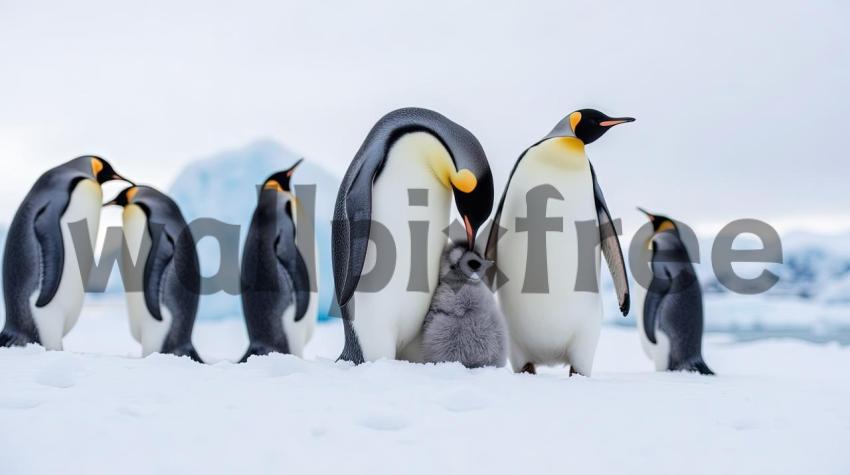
[[0, 106, 714, 376]]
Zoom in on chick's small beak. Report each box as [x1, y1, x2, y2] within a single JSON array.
[[599, 117, 635, 127]]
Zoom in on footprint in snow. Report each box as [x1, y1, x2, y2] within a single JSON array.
[[438, 388, 490, 412], [0, 396, 42, 410], [34, 361, 77, 388], [357, 413, 409, 431]]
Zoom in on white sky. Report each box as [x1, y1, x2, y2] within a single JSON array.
[[1, 0, 848, 233]]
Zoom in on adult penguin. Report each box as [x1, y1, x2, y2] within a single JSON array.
[[239, 160, 317, 362], [634, 208, 713, 375], [333, 107, 494, 364], [485, 109, 632, 376], [106, 185, 202, 362], [0, 156, 127, 349]]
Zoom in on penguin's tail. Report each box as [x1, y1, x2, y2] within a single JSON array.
[[673, 356, 715, 376], [170, 344, 204, 364]]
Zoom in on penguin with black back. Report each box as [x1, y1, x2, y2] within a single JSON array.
[[635, 208, 713, 375], [1, 156, 127, 349], [239, 159, 316, 362], [106, 185, 203, 362]]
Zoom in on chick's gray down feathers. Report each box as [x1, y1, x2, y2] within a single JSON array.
[[422, 244, 508, 368]]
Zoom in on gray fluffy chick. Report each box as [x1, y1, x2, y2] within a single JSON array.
[[422, 243, 508, 368]]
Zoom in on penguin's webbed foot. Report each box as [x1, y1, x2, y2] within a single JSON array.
[[519, 362, 536, 374], [0, 329, 37, 348]]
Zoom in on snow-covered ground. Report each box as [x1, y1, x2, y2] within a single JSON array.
[[1, 298, 849, 475]]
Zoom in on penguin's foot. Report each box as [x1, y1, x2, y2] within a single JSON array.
[[0, 328, 37, 348], [520, 362, 536, 374], [569, 366, 584, 377], [171, 345, 204, 364]]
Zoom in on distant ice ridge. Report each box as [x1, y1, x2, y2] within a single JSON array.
[[167, 139, 340, 321]]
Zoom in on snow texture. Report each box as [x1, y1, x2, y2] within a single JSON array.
[[1, 298, 848, 474]]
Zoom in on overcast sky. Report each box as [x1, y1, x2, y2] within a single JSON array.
[[0, 0, 847, 234]]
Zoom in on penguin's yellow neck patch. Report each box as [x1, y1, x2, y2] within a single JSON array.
[[91, 158, 103, 177], [125, 187, 138, 202], [569, 111, 582, 132], [530, 137, 587, 170], [656, 221, 676, 233], [428, 145, 477, 193], [264, 180, 284, 192]]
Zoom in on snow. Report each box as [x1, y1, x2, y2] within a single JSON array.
[[2, 298, 849, 474]]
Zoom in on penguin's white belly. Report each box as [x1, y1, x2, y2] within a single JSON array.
[[281, 242, 319, 357], [496, 147, 602, 367], [30, 179, 102, 350], [634, 283, 671, 371], [122, 204, 170, 356], [350, 133, 451, 362]]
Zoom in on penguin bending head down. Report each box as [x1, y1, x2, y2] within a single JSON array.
[[106, 185, 203, 362], [635, 208, 714, 375], [1, 156, 127, 349], [486, 109, 633, 376], [239, 159, 317, 362], [333, 107, 494, 364]]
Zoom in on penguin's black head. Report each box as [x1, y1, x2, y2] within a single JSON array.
[[638, 207, 678, 235], [438, 150, 493, 250], [104, 186, 139, 208], [88, 156, 131, 185], [263, 158, 303, 193], [567, 109, 634, 145]]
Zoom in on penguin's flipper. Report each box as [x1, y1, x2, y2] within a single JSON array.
[[589, 163, 630, 315], [33, 203, 65, 308], [275, 231, 311, 322], [643, 269, 672, 345], [331, 132, 389, 309], [143, 224, 174, 322]]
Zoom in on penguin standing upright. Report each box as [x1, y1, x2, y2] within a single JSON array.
[[239, 160, 317, 362], [634, 208, 713, 375], [333, 107, 494, 364], [106, 185, 202, 362], [0, 156, 127, 349], [485, 109, 633, 376]]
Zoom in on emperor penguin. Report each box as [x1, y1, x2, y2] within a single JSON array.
[[106, 185, 203, 362], [333, 107, 494, 364], [635, 208, 714, 375], [239, 159, 317, 362], [0, 156, 127, 350], [485, 109, 633, 376]]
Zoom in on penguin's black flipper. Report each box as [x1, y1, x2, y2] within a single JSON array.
[[275, 229, 311, 323], [643, 269, 672, 345], [33, 203, 65, 308], [143, 224, 174, 321], [589, 163, 630, 316], [331, 119, 391, 310]]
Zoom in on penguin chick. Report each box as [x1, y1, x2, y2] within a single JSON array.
[[422, 243, 508, 368]]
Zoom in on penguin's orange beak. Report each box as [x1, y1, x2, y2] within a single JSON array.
[[463, 215, 475, 250], [599, 117, 635, 127]]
